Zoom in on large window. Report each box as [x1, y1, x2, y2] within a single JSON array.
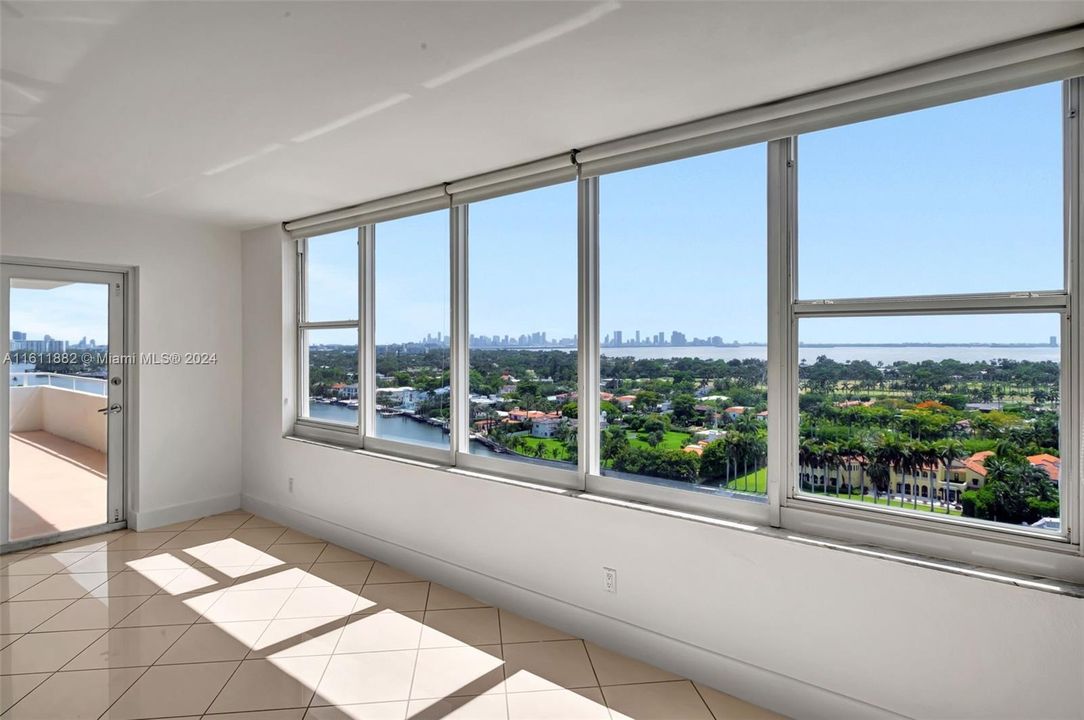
[[466, 182, 578, 468], [793, 82, 1067, 534], [299, 230, 359, 429], [598, 145, 768, 498], [290, 66, 1082, 580], [371, 210, 451, 450]]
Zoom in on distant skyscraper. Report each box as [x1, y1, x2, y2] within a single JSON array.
[[671, 330, 686, 346], [12, 331, 25, 341], [635, 330, 641, 344], [613, 330, 623, 346], [1051, 335, 1057, 346]]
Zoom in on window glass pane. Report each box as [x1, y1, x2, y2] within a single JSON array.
[[798, 82, 1062, 299], [373, 210, 450, 449], [303, 327, 358, 426], [599, 145, 768, 499], [797, 314, 1061, 533], [306, 229, 358, 322], [468, 182, 578, 467]]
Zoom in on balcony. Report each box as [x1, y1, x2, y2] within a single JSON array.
[[8, 373, 108, 542]]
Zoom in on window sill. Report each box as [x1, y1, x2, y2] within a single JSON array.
[[282, 433, 1084, 598]]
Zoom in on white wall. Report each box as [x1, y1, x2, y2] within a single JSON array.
[[2, 193, 243, 526], [10, 386, 107, 453], [241, 223, 1084, 720]]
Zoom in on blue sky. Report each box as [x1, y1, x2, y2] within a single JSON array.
[[10, 283, 108, 345], [305, 80, 1062, 347]]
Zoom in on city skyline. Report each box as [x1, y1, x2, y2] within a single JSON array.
[[9, 330, 102, 346], [306, 323, 1061, 350]]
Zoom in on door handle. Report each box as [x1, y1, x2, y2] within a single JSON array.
[[97, 404, 123, 415]]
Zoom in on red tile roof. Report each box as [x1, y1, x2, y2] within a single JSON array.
[[959, 450, 994, 477], [1028, 453, 1061, 483]]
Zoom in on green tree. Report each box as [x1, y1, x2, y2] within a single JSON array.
[[601, 425, 629, 465], [700, 440, 730, 482], [932, 439, 966, 514]]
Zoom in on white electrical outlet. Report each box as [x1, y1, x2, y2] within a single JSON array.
[[603, 566, 617, 593], [288, 477, 294, 493]]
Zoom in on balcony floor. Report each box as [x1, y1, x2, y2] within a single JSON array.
[[8, 430, 107, 542]]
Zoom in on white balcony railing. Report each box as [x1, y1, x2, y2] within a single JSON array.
[[9, 371, 107, 397]]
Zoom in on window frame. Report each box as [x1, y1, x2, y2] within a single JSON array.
[[363, 214, 456, 466], [288, 68, 1084, 583], [294, 233, 364, 446], [781, 78, 1078, 553], [450, 189, 585, 491], [581, 152, 774, 525]]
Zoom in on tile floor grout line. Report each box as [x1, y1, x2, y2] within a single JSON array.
[[92, 557, 243, 720], [399, 579, 435, 714], [46, 595, 154, 659], [0, 666, 51, 714], [691, 680, 722, 720], [7, 595, 79, 633], [7, 569, 121, 605], [498, 608, 512, 720], [91, 593, 208, 720], [581, 638, 604, 690], [0, 572, 52, 601], [2, 517, 206, 719], [299, 559, 378, 714], [0, 573, 109, 716], [82, 521, 226, 720], [198, 657, 273, 718]]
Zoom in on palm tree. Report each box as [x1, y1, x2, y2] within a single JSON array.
[[798, 439, 816, 492], [879, 436, 907, 508], [821, 441, 841, 497], [798, 438, 823, 493], [933, 439, 966, 514], [907, 441, 932, 510], [868, 442, 893, 507], [726, 432, 745, 487], [840, 438, 863, 500], [855, 439, 874, 501]]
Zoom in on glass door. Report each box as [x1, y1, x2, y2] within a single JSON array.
[[1, 264, 127, 549]]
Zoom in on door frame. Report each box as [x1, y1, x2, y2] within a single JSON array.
[[0, 257, 138, 552]]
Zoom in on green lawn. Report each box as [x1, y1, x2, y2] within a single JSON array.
[[514, 436, 572, 462], [724, 467, 768, 494], [807, 489, 963, 516], [627, 430, 692, 451]]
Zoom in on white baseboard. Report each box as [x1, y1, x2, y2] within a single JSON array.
[[131, 492, 241, 530], [242, 493, 905, 720]]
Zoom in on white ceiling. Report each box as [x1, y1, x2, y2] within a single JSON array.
[[2, 1, 1083, 230]]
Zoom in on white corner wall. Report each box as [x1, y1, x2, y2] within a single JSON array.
[[241, 223, 1084, 720], [2, 192, 243, 527]]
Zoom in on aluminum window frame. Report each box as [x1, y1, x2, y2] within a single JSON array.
[[294, 233, 364, 446], [580, 149, 775, 525], [777, 77, 1081, 566], [362, 211, 455, 466], [287, 56, 1084, 582], [449, 181, 585, 491]]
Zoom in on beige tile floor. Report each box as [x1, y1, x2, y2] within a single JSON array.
[[8, 431, 108, 542], [0, 511, 785, 720]]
